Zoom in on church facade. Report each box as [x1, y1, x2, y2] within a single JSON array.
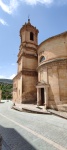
[[13, 19, 67, 110]]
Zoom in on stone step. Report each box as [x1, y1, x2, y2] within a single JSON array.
[[57, 104, 67, 112]]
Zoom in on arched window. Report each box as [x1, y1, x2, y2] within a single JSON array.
[[30, 32, 34, 41], [40, 56, 45, 63]]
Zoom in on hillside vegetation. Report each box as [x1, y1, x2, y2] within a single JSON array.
[[0, 79, 13, 100], [0, 79, 13, 84]]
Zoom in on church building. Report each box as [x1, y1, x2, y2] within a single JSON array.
[[13, 19, 67, 110]]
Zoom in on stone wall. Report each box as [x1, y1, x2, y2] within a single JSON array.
[[22, 74, 37, 93], [38, 59, 67, 109], [13, 78, 18, 102], [22, 56, 37, 70], [18, 59, 22, 72], [38, 33, 67, 64], [20, 74, 37, 103], [13, 74, 23, 103], [48, 60, 67, 109], [38, 32, 67, 109]]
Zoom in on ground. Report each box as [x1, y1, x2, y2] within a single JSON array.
[[0, 100, 67, 150]]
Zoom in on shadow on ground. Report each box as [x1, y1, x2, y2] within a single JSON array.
[[0, 125, 36, 150]]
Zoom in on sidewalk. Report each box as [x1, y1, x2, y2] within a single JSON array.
[[12, 103, 67, 119], [12, 103, 51, 114], [48, 109, 67, 119]]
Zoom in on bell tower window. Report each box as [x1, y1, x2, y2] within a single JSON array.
[[30, 32, 34, 41]]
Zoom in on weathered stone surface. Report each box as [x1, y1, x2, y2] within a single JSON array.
[[37, 32, 67, 110], [22, 90, 37, 104]]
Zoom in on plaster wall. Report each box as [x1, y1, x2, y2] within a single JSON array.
[[23, 57, 37, 70], [22, 75, 37, 93], [38, 35, 67, 64]]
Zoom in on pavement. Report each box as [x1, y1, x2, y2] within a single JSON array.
[[0, 134, 2, 150], [0, 101, 67, 150], [12, 103, 67, 119]]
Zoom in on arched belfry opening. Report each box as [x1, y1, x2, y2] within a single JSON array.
[[30, 32, 34, 41]]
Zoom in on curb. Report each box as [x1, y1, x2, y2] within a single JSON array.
[[22, 107, 51, 114], [48, 110, 67, 120], [12, 106, 67, 119], [12, 106, 23, 112], [12, 106, 51, 115]]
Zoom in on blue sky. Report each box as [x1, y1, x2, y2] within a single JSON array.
[[0, 0, 67, 79]]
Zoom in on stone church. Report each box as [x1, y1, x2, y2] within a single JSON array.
[[13, 19, 67, 110]]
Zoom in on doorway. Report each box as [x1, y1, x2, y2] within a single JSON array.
[[41, 88, 44, 105]]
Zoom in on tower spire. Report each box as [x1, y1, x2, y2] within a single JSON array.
[[28, 15, 30, 23]]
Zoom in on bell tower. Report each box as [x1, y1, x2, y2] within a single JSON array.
[[20, 18, 38, 46], [13, 19, 39, 103]]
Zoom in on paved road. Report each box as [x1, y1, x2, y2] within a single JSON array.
[[0, 101, 67, 150]]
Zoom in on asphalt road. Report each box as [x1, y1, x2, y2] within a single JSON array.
[[0, 100, 67, 150]]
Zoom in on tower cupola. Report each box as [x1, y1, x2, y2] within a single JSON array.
[[20, 19, 39, 47]]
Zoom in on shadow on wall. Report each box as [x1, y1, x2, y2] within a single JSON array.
[[0, 125, 36, 150], [48, 87, 58, 110]]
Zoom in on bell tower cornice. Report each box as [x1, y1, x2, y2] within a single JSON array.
[[19, 41, 38, 49], [20, 19, 39, 37]]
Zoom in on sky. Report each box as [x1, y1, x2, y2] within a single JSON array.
[[0, 0, 67, 79]]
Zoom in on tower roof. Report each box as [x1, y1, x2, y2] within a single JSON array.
[[28, 16, 30, 24], [20, 19, 39, 36]]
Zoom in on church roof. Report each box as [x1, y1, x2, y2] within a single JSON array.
[[38, 31, 67, 49]]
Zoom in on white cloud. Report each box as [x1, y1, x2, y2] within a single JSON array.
[[24, 0, 53, 5], [0, 0, 53, 14], [52, 0, 67, 6], [0, 18, 8, 25], [0, 74, 16, 79], [9, 74, 16, 79], [0, 0, 19, 14], [24, 0, 67, 5], [0, 75, 6, 79], [0, 0, 67, 15]]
